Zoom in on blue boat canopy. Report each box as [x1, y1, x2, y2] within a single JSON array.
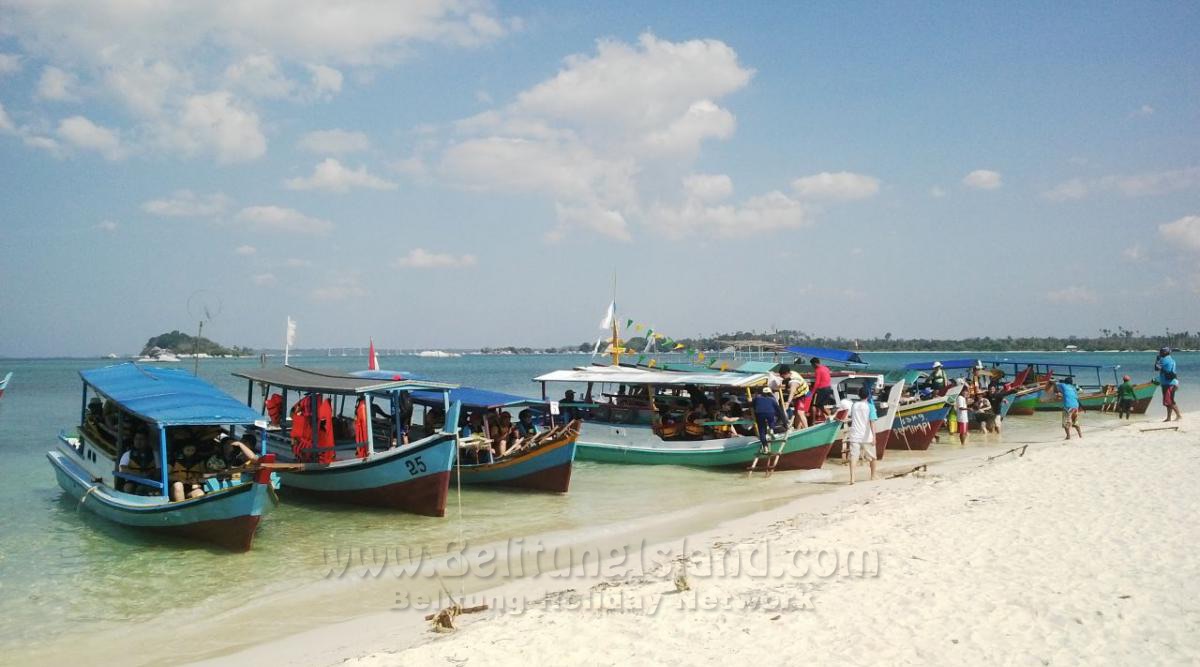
[[410, 387, 544, 410], [784, 346, 868, 367], [902, 359, 984, 371], [81, 363, 263, 426], [352, 369, 427, 381]]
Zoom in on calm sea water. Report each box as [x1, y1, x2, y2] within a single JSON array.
[[0, 351, 1193, 664]]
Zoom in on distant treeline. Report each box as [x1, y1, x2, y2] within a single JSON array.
[[585, 327, 1199, 354]]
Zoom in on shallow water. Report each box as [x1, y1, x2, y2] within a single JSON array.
[[0, 351, 1193, 663]]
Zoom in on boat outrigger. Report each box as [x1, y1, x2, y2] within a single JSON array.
[[233, 366, 461, 517], [0, 371, 11, 399], [534, 367, 840, 470], [47, 363, 276, 551], [409, 386, 580, 493]]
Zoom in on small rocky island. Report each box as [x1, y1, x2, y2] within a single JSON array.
[[140, 331, 252, 358]]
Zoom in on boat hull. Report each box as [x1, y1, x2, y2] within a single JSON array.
[[574, 420, 839, 470], [887, 392, 955, 451], [276, 433, 455, 517], [459, 425, 578, 493], [47, 449, 271, 552], [1031, 381, 1157, 414], [1006, 389, 1043, 416], [0, 371, 10, 399]]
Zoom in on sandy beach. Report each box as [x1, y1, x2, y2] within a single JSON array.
[[305, 414, 1200, 666]]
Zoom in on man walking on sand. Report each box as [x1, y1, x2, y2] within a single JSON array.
[[1156, 347, 1182, 422], [954, 380, 970, 446], [1051, 376, 1083, 440], [846, 386, 877, 484]]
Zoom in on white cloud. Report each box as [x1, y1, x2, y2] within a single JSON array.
[[394, 248, 478, 268], [1043, 178, 1089, 201], [930, 186, 946, 198], [173, 91, 266, 163], [1045, 166, 1200, 201], [285, 158, 397, 192], [305, 64, 343, 100], [963, 169, 1002, 190], [310, 272, 366, 301], [1131, 104, 1154, 117], [0, 102, 14, 133], [683, 174, 733, 202], [791, 171, 880, 200], [284, 257, 314, 268], [37, 66, 80, 101], [649, 186, 810, 239], [57, 115, 126, 160], [94, 220, 118, 232], [224, 53, 294, 99], [549, 204, 631, 242], [1044, 286, 1098, 304], [641, 100, 736, 156], [1158, 215, 1200, 252], [235, 205, 333, 235], [297, 129, 370, 154], [234, 244, 257, 255], [251, 273, 277, 287], [1121, 243, 1145, 262], [142, 191, 230, 217], [0, 53, 22, 75], [23, 135, 62, 156]]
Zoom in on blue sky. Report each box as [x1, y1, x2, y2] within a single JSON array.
[[1, 1, 1198, 357]]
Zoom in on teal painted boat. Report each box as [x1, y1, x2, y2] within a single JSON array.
[[49, 363, 276, 551], [575, 419, 840, 469]]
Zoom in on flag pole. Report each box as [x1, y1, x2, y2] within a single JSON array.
[[610, 272, 620, 366]]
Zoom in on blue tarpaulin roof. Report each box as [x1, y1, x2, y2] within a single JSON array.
[[902, 359, 984, 371], [352, 369, 427, 381], [785, 346, 868, 367], [81, 363, 263, 426], [410, 387, 544, 409]]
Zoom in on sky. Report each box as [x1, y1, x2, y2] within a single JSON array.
[[1, 1, 1198, 357]]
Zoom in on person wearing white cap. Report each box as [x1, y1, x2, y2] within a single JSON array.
[[929, 361, 948, 393]]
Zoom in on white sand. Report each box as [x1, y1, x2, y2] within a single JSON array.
[[340, 416, 1200, 666]]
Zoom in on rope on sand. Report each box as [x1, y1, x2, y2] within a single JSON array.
[[986, 445, 1029, 462]]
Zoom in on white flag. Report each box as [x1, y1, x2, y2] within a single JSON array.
[[286, 317, 297, 346], [591, 335, 604, 356], [598, 301, 614, 330]]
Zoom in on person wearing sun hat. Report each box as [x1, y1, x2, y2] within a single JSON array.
[[1116, 375, 1137, 420]]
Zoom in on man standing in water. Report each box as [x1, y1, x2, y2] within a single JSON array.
[[1050, 376, 1083, 440], [1156, 347, 1182, 422], [846, 386, 877, 484]]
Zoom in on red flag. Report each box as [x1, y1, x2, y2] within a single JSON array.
[[368, 338, 379, 370]]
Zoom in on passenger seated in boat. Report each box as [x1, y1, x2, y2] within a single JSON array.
[[560, 390, 578, 422], [722, 399, 753, 436], [510, 409, 539, 451], [491, 411, 517, 456], [651, 404, 683, 440], [118, 432, 161, 494], [460, 411, 486, 437], [683, 405, 707, 440], [170, 442, 207, 501]]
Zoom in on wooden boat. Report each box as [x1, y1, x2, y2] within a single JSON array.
[[534, 367, 840, 470], [233, 366, 461, 517], [408, 386, 579, 493], [0, 371, 10, 399], [46, 363, 275, 551], [886, 384, 963, 451], [1031, 381, 1157, 413]]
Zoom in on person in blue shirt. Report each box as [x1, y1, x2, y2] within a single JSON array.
[[1052, 376, 1083, 440], [751, 386, 784, 452], [1155, 347, 1182, 422]]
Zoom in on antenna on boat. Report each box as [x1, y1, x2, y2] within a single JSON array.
[[187, 290, 222, 376]]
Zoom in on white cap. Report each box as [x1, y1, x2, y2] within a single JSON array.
[[933, 361, 943, 368]]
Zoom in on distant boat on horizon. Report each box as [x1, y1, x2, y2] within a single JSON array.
[[416, 350, 462, 358]]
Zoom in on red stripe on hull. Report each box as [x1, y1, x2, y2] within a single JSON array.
[[159, 515, 262, 552], [886, 419, 945, 451], [771, 443, 833, 471], [285, 471, 451, 517], [466, 461, 574, 493]]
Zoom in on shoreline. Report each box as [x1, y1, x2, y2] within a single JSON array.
[[329, 413, 1198, 666], [189, 414, 1165, 666]]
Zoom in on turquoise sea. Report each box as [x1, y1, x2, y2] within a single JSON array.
[[0, 351, 1193, 665]]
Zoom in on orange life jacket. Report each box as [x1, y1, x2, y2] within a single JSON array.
[[317, 398, 335, 464], [354, 400, 370, 459], [265, 394, 284, 426]]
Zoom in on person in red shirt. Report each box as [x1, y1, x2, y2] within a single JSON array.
[[810, 357, 836, 420]]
